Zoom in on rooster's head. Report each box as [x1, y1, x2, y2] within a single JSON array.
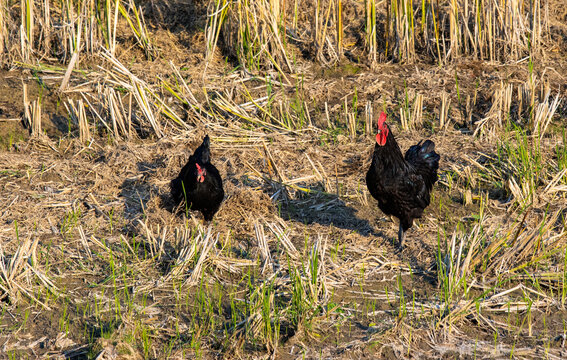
[[196, 163, 207, 182], [376, 112, 389, 146]]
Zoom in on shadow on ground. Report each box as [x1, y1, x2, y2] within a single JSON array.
[[119, 159, 171, 228], [277, 184, 378, 237]]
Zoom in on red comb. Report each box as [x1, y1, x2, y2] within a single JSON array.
[[378, 112, 387, 128], [375, 112, 389, 146]]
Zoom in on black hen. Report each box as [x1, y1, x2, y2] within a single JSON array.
[[170, 135, 224, 221], [366, 112, 440, 249]]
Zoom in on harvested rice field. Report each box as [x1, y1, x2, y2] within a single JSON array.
[[1, 0, 567, 358]]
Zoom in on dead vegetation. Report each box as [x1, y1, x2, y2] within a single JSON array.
[[0, 0, 567, 359]]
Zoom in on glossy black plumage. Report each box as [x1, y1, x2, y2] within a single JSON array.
[[366, 114, 440, 249], [170, 135, 224, 221]]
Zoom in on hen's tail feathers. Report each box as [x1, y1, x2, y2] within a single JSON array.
[[194, 135, 211, 164], [202, 135, 210, 148], [405, 140, 440, 189]]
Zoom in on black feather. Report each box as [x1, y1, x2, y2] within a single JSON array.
[[170, 135, 224, 221]]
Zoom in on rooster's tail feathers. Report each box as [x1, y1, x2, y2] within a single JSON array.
[[405, 140, 440, 190], [407, 140, 439, 167], [418, 140, 440, 164]]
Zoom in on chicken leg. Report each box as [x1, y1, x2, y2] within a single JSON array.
[[398, 223, 405, 250]]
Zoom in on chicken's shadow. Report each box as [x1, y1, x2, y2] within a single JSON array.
[[277, 186, 378, 236], [119, 159, 172, 228]]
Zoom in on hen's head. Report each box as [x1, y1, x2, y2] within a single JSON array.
[[375, 112, 389, 146], [196, 163, 207, 182]]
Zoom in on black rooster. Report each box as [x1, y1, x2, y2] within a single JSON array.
[[366, 112, 440, 249], [170, 135, 224, 221]]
